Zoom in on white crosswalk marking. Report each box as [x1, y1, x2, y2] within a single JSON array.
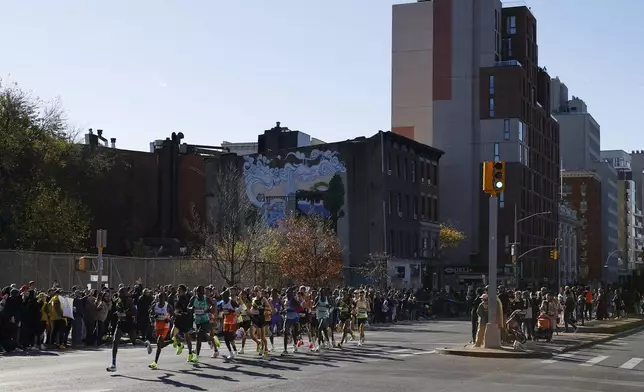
[[580, 355, 608, 367], [541, 353, 574, 364], [619, 357, 644, 370]]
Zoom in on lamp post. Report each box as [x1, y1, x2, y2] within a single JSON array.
[[512, 205, 551, 286]]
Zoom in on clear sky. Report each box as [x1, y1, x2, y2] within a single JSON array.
[[2, 0, 641, 152]]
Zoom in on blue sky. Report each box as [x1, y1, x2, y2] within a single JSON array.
[[2, 0, 641, 152]]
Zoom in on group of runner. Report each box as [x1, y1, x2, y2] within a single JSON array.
[[106, 285, 372, 372]]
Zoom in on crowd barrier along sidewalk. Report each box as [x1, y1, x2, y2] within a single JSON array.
[[436, 316, 644, 359]]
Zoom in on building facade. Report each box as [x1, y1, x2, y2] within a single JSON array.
[[562, 171, 602, 283], [391, 0, 559, 286], [558, 203, 581, 285], [211, 126, 444, 288]]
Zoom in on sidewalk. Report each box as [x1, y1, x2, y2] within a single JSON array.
[[437, 316, 644, 359]]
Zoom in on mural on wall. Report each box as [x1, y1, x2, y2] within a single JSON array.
[[243, 150, 347, 228]]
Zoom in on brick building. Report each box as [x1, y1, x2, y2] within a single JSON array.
[[562, 171, 603, 282]]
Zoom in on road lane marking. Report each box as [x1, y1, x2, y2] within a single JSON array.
[[412, 350, 436, 355], [541, 353, 573, 364], [390, 349, 412, 353], [620, 358, 644, 370], [580, 355, 608, 367]]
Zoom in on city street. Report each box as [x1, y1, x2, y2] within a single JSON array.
[[3, 321, 644, 392]]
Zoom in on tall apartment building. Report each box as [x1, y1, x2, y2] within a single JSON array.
[[552, 78, 619, 282], [562, 171, 603, 283], [391, 0, 560, 287]]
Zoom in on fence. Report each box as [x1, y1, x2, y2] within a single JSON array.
[[0, 250, 285, 290]]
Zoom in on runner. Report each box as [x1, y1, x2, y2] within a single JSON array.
[[269, 288, 282, 351], [237, 290, 257, 355], [314, 288, 334, 351], [189, 285, 215, 363], [170, 284, 194, 361], [250, 286, 272, 357], [106, 288, 150, 372], [336, 290, 352, 349], [282, 288, 300, 355], [355, 290, 371, 346], [220, 289, 239, 361], [148, 292, 172, 369]]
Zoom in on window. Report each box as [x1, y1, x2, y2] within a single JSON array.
[[493, 142, 500, 162], [489, 97, 495, 117], [518, 121, 524, 142], [413, 196, 418, 216], [432, 198, 438, 221], [508, 38, 512, 56], [506, 15, 516, 34], [499, 191, 505, 209], [388, 191, 393, 215], [405, 194, 410, 217], [386, 154, 391, 173], [411, 161, 416, 182], [503, 119, 510, 140], [580, 200, 588, 213], [396, 193, 401, 214], [389, 230, 395, 255], [396, 156, 401, 177], [489, 75, 495, 95], [581, 183, 587, 197], [403, 158, 408, 180]]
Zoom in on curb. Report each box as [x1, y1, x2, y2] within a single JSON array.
[[437, 319, 644, 359], [559, 321, 644, 354], [436, 347, 552, 359]]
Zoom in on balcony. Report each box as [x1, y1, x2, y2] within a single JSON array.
[[494, 60, 523, 68]]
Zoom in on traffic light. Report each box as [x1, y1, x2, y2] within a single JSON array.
[[549, 250, 559, 260], [76, 257, 87, 272], [482, 161, 506, 195]]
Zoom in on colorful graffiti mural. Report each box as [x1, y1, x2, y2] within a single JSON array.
[[242, 150, 347, 227]]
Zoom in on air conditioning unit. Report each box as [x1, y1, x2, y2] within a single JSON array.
[[427, 179, 432, 185], [413, 214, 418, 220], [387, 169, 392, 175], [413, 252, 418, 257], [421, 178, 425, 183], [398, 212, 403, 217]]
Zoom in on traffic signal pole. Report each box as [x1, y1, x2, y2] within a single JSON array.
[[484, 194, 502, 349]]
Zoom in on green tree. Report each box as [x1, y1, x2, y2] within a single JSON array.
[[0, 80, 109, 252], [323, 174, 345, 232]]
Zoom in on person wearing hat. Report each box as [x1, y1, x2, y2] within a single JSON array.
[[474, 293, 489, 347]]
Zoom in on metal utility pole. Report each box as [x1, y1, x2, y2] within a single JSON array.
[[96, 229, 107, 291], [481, 161, 505, 349], [512, 207, 551, 288]]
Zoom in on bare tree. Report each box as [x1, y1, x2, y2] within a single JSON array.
[[189, 161, 267, 287], [357, 252, 392, 290]]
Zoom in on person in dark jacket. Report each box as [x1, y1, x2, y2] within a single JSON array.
[[470, 288, 484, 343]]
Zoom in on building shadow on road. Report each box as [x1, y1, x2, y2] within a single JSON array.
[[193, 362, 287, 380], [111, 372, 209, 391]]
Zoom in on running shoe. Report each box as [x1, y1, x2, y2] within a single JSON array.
[[106, 365, 117, 372], [176, 343, 184, 355], [145, 341, 152, 355], [149, 362, 158, 370]]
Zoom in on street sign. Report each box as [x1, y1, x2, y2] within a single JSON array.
[[90, 275, 108, 282], [96, 229, 107, 249]]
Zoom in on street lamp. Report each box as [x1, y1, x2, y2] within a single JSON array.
[[512, 206, 551, 285], [603, 249, 623, 268]]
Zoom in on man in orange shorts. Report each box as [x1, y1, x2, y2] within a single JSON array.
[[148, 292, 173, 369], [219, 289, 239, 361]]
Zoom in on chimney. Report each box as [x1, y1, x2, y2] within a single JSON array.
[[96, 129, 108, 146], [110, 138, 116, 148]]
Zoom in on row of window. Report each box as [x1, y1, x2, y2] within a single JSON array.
[[388, 192, 439, 222], [387, 230, 439, 259], [385, 154, 439, 186]]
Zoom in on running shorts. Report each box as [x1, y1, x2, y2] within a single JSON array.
[[155, 321, 170, 339], [252, 316, 266, 329], [240, 320, 252, 331], [284, 318, 298, 329], [223, 323, 237, 333], [357, 317, 368, 326], [318, 317, 330, 330], [175, 316, 193, 333]]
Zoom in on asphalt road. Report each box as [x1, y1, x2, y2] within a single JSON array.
[[4, 321, 644, 392], [0, 320, 468, 392]]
